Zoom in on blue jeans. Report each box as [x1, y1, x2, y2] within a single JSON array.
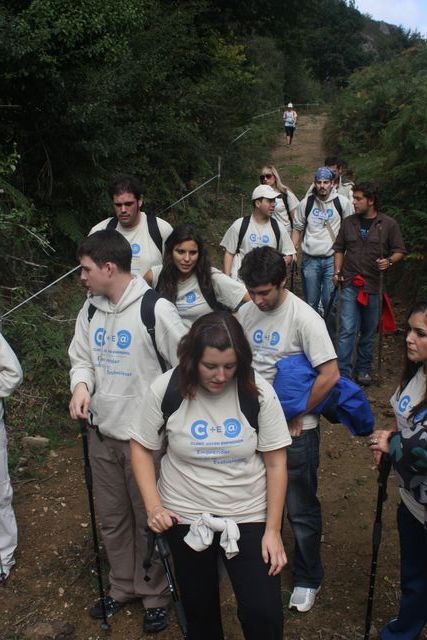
[[337, 285, 380, 378], [379, 502, 427, 639], [285, 427, 323, 589], [301, 254, 335, 316]]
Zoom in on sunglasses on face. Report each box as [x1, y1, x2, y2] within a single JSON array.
[[259, 173, 273, 181]]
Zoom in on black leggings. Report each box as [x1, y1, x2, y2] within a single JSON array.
[[166, 523, 283, 640]]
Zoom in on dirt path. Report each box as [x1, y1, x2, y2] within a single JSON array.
[[2, 114, 421, 640]]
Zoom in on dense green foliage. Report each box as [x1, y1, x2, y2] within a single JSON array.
[[325, 44, 427, 295]]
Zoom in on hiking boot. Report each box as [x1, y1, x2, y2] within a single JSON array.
[[289, 586, 320, 612], [356, 372, 373, 386], [143, 607, 168, 633], [89, 595, 125, 619]]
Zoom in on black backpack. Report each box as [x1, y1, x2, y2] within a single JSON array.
[[235, 215, 281, 254], [159, 365, 260, 434], [304, 193, 343, 221], [106, 213, 164, 255], [87, 288, 167, 373]]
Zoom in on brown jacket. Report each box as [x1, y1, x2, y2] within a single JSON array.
[[333, 212, 406, 293]]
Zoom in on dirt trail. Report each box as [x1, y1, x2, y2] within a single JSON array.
[[1, 113, 420, 640]]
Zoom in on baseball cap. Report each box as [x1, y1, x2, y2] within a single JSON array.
[[287, 102, 293, 108], [251, 185, 279, 201]]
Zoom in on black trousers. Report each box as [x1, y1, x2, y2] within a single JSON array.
[[166, 522, 283, 640]]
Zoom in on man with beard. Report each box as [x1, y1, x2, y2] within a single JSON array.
[[292, 167, 352, 326], [333, 182, 406, 385], [90, 175, 173, 276]]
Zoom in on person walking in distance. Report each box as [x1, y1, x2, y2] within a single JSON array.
[[333, 182, 406, 385], [68, 229, 186, 633], [237, 247, 339, 613], [89, 175, 173, 277], [283, 103, 297, 145]]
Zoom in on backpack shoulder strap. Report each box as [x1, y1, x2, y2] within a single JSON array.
[[238, 368, 260, 433], [236, 216, 251, 254], [159, 365, 183, 433], [146, 214, 163, 255], [106, 217, 118, 230], [140, 289, 167, 373], [270, 217, 281, 249], [333, 196, 343, 218], [304, 194, 316, 221], [281, 192, 291, 216], [87, 303, 97, 322]]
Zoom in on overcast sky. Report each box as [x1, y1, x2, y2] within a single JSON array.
[[355, 0, 427, 37]]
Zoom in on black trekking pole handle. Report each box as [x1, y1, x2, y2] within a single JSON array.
[[79, 419, 111, 632]]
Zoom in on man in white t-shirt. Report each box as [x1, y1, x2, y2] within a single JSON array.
[[292, 167, 352, 333], [220, 184, 296, 281], [237, 246, 339, 613], [90, 175, 173, 276]]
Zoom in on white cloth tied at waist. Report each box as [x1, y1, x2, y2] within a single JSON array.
[[184, 513, 241, 559]]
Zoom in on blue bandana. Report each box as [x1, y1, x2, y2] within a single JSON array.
[[314, 167, 335, 181]]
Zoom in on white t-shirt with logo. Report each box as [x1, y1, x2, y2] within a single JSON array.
[[90, 212, 173, 276], [237, 291, 337, 430], [293, 192, 352, 256], [220, 215, 296, 258], [390, 367, 426, 524], [130, 370, 291, 523], [151, 266, 247, 329]]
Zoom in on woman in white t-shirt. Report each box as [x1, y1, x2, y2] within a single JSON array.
[[369, 301, 427, 640], [144, 225, 249, 329], [130, 312, 291, 640], [259, 164, 299, 236]]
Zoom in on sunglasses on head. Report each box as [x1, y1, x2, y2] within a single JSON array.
[[259, 173, 273, 181]]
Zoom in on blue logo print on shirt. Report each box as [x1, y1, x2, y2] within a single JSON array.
[[262, 234, 270, 244], [94, 328, 107, 347], [191, 420, 209, 440], [399, 395, 411, 412], [186, 291, 196, 304], [131, 243, 141, 255], [249, 233, 257, 242], [117, 330, 132, 349], [252, 329, 281, 347], [223, 418, 241, 438]]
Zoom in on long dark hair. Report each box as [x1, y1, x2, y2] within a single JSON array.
[[156, 224, 225, 310], [177, 312, 258, 400], [400, 301, 427, 419]]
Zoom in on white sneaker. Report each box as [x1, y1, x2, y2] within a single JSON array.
[[288, 586, 320, 612]]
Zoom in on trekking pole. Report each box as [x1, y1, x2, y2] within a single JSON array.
[[144, 522, 188, 639], [377, 222, 384, 385], [364, 454, 392, 640], [324, 284, 338, 323], [79, 419, 111, 632]]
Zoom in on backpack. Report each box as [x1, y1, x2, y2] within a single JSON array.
[[235, 215, 281, 254], [159, 365, 260, 434], [87, 288, 167, 372], [106, 214, 164, 255], [304, 193, 343, 221]]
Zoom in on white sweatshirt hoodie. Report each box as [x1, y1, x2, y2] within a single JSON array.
[[0, 334, 23, 423], [69, 276, 186, 440]]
